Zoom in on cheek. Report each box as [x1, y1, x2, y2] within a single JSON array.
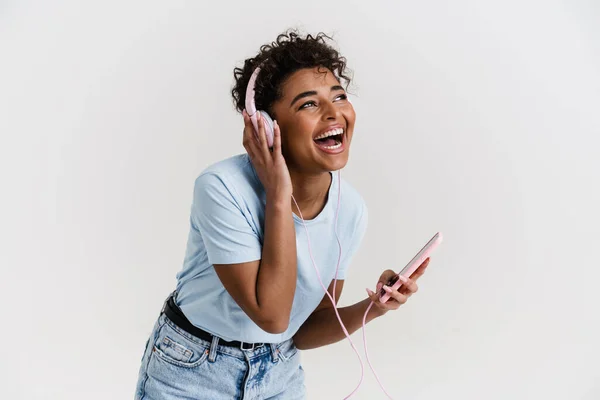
[[344, 111, 356, 135], [346, 108, 357, 125], [286, 120, 317, 145]]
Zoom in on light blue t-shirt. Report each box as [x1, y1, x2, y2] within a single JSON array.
[[175, 153, 368, 343]]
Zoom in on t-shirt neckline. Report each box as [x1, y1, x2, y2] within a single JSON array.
[[245, 154, 336, 225]]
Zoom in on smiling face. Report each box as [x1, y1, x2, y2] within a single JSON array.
[[270, 66, 356, 175]]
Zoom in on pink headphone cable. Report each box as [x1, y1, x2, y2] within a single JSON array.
[[291, 170, 394, 399], [362, 302, 394, 399], [246, 63, 393, 397]]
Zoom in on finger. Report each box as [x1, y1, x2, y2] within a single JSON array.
[[399, 279, 418, 295], [366, 288, 397, 311], [244, 109, 263, 149], [243, 140, 257, 161], [380, 272, 405, 295], [383, 286, 408, 305], [375, 296, 401, 310], [393, 292, 409, 305], [382, 285, 409, 304], [242, 111, 258, 159], [410, 258, 430, 281], [394, 275, 412, 295], [366, 288, 380, 304], [272, 119, 282, 156], [242, 110, 256, 144], [256, 113, 271, 161]]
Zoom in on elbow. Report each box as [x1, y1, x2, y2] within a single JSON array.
[[260, 319, 290, 334], [256, 314, 290, 334], [293, 336, 307, 350], [250, 297, 293, 334]]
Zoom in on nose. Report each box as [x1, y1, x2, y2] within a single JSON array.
[[321, 100, 340, 121]]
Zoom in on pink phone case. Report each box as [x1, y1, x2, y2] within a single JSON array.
[[379, 232, 443, 303]]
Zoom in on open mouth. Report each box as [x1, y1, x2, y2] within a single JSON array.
[[313, 127, 344, 150]]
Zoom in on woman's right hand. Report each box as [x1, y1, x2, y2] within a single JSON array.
[[242, 110, 293, 199]]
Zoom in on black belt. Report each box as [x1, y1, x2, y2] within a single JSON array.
[[162, 295, 265, 350]]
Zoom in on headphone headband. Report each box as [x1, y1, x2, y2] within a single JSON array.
[[244, 65, 261, 117], [244, 63, 274, 147]]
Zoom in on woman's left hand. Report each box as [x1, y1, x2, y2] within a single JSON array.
[[366, 258, 430, 313]]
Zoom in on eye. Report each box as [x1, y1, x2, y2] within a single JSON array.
[[299, 100, 317, 110], [299, 94, 347, 110]]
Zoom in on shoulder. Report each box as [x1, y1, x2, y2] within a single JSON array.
[[338, 174, 368, 227], [193, 154, 259, 199]]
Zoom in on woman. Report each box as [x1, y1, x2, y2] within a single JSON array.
[[134, 29, 429, 400]]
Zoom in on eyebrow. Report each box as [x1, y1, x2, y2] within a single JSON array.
[[289, 85, 345, 107]]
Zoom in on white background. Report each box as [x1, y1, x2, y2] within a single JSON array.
[[1, 1, 599, 399]]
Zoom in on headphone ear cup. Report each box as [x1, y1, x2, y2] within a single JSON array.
[[259, 110, 275, 148]]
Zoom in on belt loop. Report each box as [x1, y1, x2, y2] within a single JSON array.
[[161, 290, 177, 316], [270, 343, 279, 362], [208, 335, 219, 362]]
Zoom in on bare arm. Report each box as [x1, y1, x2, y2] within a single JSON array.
[[294, 259, 431, 350], [292, 280, 386, 350], [213, 113, 296, 334], [214, 194, 296, 334]]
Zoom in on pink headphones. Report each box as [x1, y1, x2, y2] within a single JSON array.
[[244, 65, 275, 148]]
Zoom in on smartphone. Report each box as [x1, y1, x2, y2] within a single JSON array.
[[378, 232, 443, 303]]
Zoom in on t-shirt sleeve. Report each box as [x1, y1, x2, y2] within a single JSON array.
[[334, 200, 368, 280], [191, 172, 262, 265]]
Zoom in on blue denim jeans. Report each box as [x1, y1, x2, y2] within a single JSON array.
[[134, 313, 306, 399]]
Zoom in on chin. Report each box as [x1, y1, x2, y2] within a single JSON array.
[[320, 152, 349, 172]]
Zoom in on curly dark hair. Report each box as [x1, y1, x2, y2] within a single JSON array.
[[231, 29, 353, 119]]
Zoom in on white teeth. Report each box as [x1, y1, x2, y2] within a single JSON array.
[[314, 127, 344, 140], [319, 141, 343, 150]]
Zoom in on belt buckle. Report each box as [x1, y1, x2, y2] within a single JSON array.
[[240, 341, 255, 351]]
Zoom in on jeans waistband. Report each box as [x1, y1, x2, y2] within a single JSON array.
[[161, 292, 266, 351]]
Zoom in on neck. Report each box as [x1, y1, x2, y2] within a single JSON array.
[[288, 169, 332, 220]]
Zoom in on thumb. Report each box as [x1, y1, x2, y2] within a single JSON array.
[[365, 288, 378, 302]]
